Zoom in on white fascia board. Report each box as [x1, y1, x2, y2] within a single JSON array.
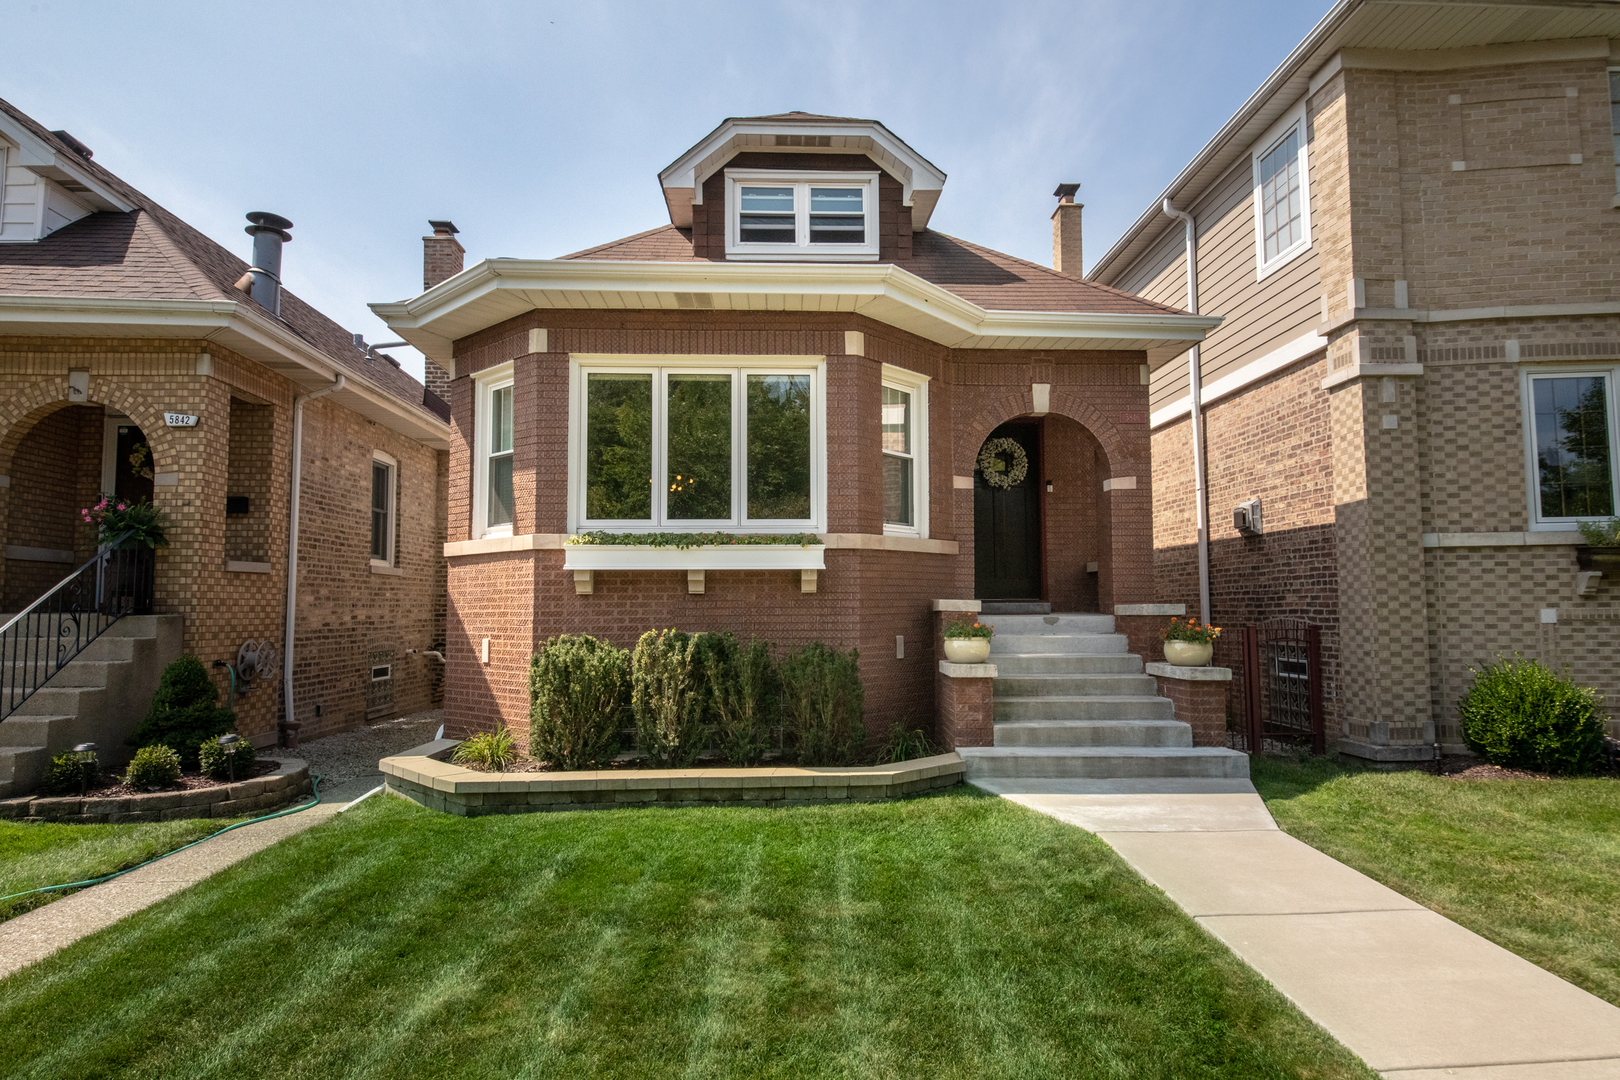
[[369, 259, 1221, 365], [0, 294, 449, 448], [0, 116, 134, 214]]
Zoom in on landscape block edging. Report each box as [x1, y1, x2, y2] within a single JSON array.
[[0, 757, 312, 823]]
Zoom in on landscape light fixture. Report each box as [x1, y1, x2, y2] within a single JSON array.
[[72, 742, 97, 796], [218, 733, 241, 782]]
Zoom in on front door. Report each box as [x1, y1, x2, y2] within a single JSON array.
[[111, 421, 155, 504], [974, 421, 1042, 600]]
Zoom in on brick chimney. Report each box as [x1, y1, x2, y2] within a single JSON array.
[[1051, 184, 1083, 279], [421, 220, 462, 403]]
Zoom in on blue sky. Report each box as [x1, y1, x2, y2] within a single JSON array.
[[7, 0, 1326, 382]]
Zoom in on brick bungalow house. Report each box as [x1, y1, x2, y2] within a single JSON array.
[[372, 112, 1220, 744], [1087, 0, 1620, 759], [0, 96, 450, 791]]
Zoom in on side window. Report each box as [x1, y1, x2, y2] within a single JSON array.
[[474, 369, 515, 538], [880, 368, 929, 537], [370, 451, 397, 565], [1251, 101, 1312, 279], [1527, 372, 1616, 525]]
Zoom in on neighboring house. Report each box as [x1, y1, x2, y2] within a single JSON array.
[[1088, 1, 1620, 759], [0, 96, 450, 791], [373, 112, 1218, 743]]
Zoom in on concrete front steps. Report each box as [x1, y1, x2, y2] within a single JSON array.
[[958, 613, 1250, 786], [0, 615, 183, 797]]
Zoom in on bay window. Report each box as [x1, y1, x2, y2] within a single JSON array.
[[573, 357, 823, 530], [474, 365, 515, 537], [725, 171, 880, 259], [1524, 369, 1618, 527], [881, 367, 929, 537]]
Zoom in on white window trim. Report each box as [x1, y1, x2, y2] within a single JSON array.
[[567, 354, 827, 534], [1251, 98, 1313, 282], [1520, 365, 1620, 531], [880, 365, 929, 539], [724, 170, 881, 261], [473, 362, 515, 540], [370, 450, 398, 567]]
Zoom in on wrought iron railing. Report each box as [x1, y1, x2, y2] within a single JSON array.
[[0, 531, 153, 721]]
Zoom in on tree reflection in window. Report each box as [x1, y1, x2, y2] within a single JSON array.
[[748, 374, 811, 519], [586, 373, 652, 520], [667, 373, 732, 520], [1536, 375, 1613, 519]]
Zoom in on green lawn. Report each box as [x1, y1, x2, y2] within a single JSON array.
[[0, 789, 1374, 1079], [1253, 754, 1620, 1005], [0, 816, 237, 922]]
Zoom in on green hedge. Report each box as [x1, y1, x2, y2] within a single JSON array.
[[1458, 657, 1607, 775]]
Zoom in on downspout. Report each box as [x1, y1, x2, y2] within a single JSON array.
[[283, 374, 345, 735], [1162, 198, 1211, 625]]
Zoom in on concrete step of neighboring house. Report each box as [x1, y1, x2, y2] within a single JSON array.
[[991, 633, 1130, 656], [983, 613, 1115, 635], [994, 694, 1176, 722], [991, 653, 1144, 675], [994, 672, 1159, 698], [0, 613, 183, 798], [958, 745, 1251, 780], [992, 719, 1194, 748]]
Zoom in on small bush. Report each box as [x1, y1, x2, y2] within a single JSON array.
[[198, 737, 258, 781], [780, 642, 865, 766], [44, 750, 98, 795], [127, 655, 234, 767], [709, 636, 778, 766], [124, 745, 181, 789], [875, 722, 936, 764], [1458, 656, 1607, 775], [529, 635, 628, 770], [451, 728, 520, 772], [631, 629, 708, 767]]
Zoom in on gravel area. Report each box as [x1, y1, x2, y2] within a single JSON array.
[[265, 709, 443, 791]]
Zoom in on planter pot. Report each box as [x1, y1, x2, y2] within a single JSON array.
[[943, 638, 992, 664], [1163, 640, 1213, 667], [1576, 546, 1620, 572]]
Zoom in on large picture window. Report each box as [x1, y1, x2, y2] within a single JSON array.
[[1251, 101, 1312, 280], [880, 367, 929, 537], [474, 366, 515, 537], [1526, 371, 1617, 526], [574, 358, 823, 530], [725, 171, 881, 260]]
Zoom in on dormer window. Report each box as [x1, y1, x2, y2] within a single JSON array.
[[725, 170, 880, 260]]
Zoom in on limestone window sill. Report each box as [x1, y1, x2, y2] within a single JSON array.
[[370, 563, 405, 576], [226, 560, 271, 574]]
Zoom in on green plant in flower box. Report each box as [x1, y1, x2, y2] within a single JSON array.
[[1161, 617, 1221, 644]]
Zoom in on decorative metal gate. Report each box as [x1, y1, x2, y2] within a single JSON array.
[[1225, 620, 1325, 755]]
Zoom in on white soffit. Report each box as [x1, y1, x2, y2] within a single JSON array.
[[658, 117, 948, 231], [0, 114, 133, 214], [368, 259, 1221, 374]]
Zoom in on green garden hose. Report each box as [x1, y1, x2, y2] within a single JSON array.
[[0, 770, 324, 907]]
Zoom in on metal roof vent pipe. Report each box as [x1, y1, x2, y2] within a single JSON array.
[[243, 212, 294, 317]]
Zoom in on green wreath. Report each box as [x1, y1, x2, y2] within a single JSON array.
[[977, 438, 1029, 490]]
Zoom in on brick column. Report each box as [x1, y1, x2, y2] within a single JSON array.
[[933, 598, 995, 749], [1114, 603, 1185, 663], [1146, 663, 1232, 747]]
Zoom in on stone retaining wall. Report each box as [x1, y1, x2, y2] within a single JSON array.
[[381, 740, 963, 817], [0, 758, 311, 823]]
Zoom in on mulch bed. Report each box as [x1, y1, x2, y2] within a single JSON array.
[[1429, 752, 1619, 782], [74, 759, 283, 799]]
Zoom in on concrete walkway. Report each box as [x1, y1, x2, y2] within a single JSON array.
[[0, 774, 379, 981], [974, 777, 1620, 1079]]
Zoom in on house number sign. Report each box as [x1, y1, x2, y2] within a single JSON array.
[[164, 413, 199, 427]]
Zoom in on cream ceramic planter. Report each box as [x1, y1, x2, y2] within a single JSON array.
[[943, 637, 992, 664], [1163, 640, 1213, 667]]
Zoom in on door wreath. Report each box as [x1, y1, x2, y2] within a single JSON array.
[[977, 438, 1029, 490]]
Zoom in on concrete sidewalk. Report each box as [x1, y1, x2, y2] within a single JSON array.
[[974, 777, 1620, 1079], [0, 775, 379, 981]]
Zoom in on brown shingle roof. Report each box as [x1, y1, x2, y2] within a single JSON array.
[[0, 96, 435, 418], [559, 224, 1189, 317]]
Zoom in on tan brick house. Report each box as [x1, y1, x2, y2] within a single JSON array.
[[0, 96, 450, 789], [1088, 1, 1620, 760], [372, 112, 1220, 744]]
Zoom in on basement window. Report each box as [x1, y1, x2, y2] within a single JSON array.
[[1523, 369, 1619, 528], [724, 170, 880, 260]]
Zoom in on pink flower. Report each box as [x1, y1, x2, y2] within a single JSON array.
[[116, 503, 127, 511]]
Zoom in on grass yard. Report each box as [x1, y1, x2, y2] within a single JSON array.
[[1253, 754, 1620, 1005], [0, 788, 1373, 1079], [0, 816, 237, 922]]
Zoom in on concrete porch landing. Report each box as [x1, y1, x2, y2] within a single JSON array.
[[980, 779, 1620, 1079]]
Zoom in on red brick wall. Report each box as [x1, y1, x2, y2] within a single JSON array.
[[2, 405, 94, 610], [1042, 414, 1105, 611], [1154, 675, 1228, 747], [936, 672, 993, 749]]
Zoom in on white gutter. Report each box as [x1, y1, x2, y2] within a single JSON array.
[[282, 374, 345, 736], [1161, 199, 1211, 626]]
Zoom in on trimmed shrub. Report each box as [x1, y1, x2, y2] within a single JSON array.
[[124, 744, 182, 789], [529, 635, 628, 770], [631, 629, 708, 767], [1458, 657, 1607, 775], [451, 728, 519, 772], [44, 750, 98, 795], [198, 737, 258, 782], [875, 721, 936, 765], [708, 636, 778, 766], [127, 655, 234, 767], [780, 642, 865, 766]]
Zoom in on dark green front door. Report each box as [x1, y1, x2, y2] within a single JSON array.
[[974, 421, 1042, 600]]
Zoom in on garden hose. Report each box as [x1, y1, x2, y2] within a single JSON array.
[[0, 770, 324, 907]]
